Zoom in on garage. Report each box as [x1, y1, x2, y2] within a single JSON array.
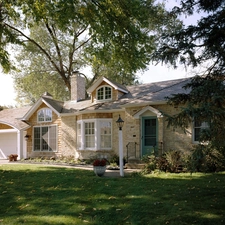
[[0, 130, 17, 159]]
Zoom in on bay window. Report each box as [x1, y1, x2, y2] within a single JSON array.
[[77, 119, 112, 150]]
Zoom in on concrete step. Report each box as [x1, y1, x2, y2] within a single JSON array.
[[127, 158, 142, 164], [125, 163, 145, 169]]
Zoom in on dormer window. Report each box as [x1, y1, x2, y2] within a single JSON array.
[[37, 108, 52, 122], [97, 86, 112, 101]]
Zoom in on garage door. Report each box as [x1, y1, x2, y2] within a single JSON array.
[[0, 132, 17, 159]]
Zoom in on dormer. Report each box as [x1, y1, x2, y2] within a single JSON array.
[[87, 77, 128, 103]]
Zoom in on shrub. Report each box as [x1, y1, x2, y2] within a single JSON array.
[[165, 150, 183, 173], [109, 154, 126, 166], [187, 145, 225, 172], [141, 151, 184, 174]]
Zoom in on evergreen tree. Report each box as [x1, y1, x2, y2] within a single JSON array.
[[153, 0, 225, 155]]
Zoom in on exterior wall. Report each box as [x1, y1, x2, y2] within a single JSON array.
[[123, 104, 194, 159], [112, 112, 126, 159], [23, 103, 194, 160], [123, 107, 141, 158], [154, 104, 193, 154], [26, 103, 62, 159], [71, 104, 194, 161], [60, 115, 76, 157], [0, 124, 12, 129]]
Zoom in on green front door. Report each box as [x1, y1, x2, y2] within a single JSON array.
[[142, 117, 158, 156]]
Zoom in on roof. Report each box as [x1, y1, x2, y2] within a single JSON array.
[[87, 76, 128, 94], [0, 106, 31, 130], [0, 77, 191, 129]]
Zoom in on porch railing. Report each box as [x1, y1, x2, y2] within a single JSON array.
[[126, 142, 138, 161]]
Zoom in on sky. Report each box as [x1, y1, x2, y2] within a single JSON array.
[[0, 0, 200, 106]]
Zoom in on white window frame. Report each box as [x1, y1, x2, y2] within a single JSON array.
[[77, 119, 112, 150], [37, 108, 52, 123], [96, 85, 112, 101], [193, 120, 209, 143], [33, 125, 58, 152]]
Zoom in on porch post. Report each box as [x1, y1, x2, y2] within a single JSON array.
[[116, 115, 124, 177]]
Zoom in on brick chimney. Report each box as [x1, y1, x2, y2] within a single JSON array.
[[70, 71, 86, 102]]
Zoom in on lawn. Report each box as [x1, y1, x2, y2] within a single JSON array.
[[0, 164, 224, 225]]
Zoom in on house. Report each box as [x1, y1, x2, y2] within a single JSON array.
[[0, 72, 196, 161]]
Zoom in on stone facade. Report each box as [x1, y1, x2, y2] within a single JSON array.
[[0, 76, 196, 161]]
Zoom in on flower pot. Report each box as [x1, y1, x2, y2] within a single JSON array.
[[93, 166, 106, 177], [9, 155, 14, 162]]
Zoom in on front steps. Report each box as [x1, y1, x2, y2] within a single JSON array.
[[125, 159, 145, 169]]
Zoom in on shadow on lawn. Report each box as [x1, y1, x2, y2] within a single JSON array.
[[0, 164, 224, 225]]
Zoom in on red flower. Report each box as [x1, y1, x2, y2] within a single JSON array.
[[93, 159, 107, 166]]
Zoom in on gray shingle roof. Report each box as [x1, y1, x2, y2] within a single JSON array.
[[0, 106, 31, 130], [0, 77, 191, 129]]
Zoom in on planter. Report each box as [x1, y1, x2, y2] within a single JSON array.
[[8, 154, 18, 162], [93, 166, 106, 177]]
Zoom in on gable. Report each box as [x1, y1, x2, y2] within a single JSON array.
[[133, 106, 163, 118], [87, 77, 128, 94], [22, 97, 62, 120]]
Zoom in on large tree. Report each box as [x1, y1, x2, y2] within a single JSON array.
[[1, 0, 174, 104], [153, 0, 225, 154]]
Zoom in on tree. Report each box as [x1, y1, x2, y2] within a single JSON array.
[[1, 0, 174, 104], [153, 0, 225, 154]]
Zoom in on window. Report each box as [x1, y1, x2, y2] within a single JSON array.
[[100, 121, 112, 148], [85, 122, 95, 148], [97, 86, 112, 101], [77, 119, 112, 150], [37, 108, 52, 122], [77, 123, 81, 149], [193, 120, 209, 142], [33, 125, 57, 151]]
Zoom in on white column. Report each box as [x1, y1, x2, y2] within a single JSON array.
[[119, 129, 124, 177], [17, 131, 24, 159]]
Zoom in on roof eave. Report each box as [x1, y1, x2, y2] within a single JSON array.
[[60, 108, 124, 116], [121, 100, 167, 108]]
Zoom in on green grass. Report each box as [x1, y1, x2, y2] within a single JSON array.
[[0, 164, 225, 225]]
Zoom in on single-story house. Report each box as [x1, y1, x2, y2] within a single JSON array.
[[0, 72, 197, 161]]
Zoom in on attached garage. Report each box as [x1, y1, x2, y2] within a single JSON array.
[[0, 130, 17, 159], [0, 106, 31, 160]]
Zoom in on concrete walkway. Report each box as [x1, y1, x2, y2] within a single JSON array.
[[0, 159, 141, 178]]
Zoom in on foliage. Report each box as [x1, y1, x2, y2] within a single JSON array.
[[0, 164, 225, 225], [0, 0, 177, 104], [152, 0, 225, 157], [153, 0, 225, 75], [93, 158, 107, 167], [187, 144, 225, 173], [109, 154, 126, 166], [165, 150, 184, 173], [142, 151, 184, 174]]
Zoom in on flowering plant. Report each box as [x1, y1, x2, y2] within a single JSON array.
[[93, 159, 107, 167]]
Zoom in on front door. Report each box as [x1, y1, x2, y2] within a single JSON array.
[[142, 117, 158, 156]]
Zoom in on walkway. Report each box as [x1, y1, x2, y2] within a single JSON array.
[[0, 159, 141, 178]]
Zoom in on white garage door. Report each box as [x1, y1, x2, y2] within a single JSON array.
[[0, 131, 17, 159]]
